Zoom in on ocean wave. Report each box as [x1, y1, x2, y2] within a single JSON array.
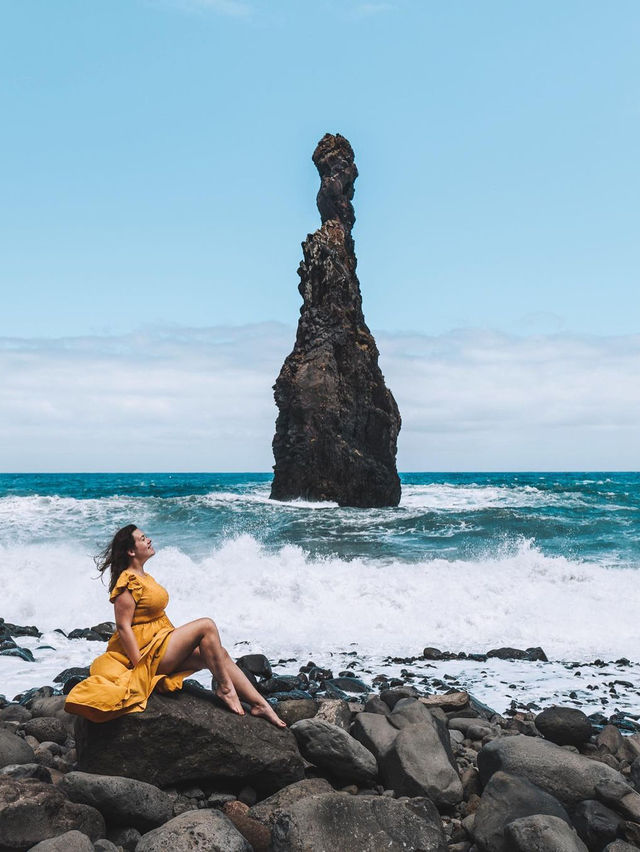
[[1, 535, 638, 662]]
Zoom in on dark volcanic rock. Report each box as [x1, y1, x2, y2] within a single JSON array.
[[270, 132, 401, 508], [272, 792, 446, 852], [0, 777, 104, 849], [74, 692, 304, 795], [535, 706, 594, 746], [504, 814, 588, 851], [290, 718, 377, 785], [473, 771, 571, 852]]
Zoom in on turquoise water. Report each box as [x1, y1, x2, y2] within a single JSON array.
[[1, 472, 638, 566]]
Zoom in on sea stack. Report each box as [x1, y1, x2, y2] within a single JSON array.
[[270, 133, 401, 508]]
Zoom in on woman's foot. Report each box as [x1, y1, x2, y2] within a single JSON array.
[[250, 701, 287, 728], [215, 681, 244, 716]]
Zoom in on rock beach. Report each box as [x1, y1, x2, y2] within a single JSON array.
[[1, 640, 639, 851]]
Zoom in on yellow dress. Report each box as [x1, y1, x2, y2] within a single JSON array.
[[65, 570, 194, 723]]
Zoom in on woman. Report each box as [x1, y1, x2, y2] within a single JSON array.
[[65, 524, 285, 727]]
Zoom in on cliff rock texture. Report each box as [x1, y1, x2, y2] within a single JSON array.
[[270, 133, 401, 508]]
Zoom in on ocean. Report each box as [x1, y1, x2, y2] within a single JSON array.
[[1, 472, 639, 715]]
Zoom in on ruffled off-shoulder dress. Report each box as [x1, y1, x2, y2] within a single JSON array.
[[65, 570, 194, 723]]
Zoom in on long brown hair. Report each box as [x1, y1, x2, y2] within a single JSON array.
[[96, 524, 137, 593]]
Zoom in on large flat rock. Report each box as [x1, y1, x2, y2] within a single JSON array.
[[74, 692, 304, 795]]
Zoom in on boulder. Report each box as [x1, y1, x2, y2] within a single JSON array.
[[222, 800, 271, 850], [21, 716, 68, 745], [595, 777, 640, 822], [572, 799, 625, 852], [478, 735, 629, 807], [603, 842, 639, 851], [60, 771, 173, 830], [350, 712, 398, 765], [0, 706, 30, 723], [505, 814, 588, 851], [380, 687, 420, 710], [74, 692, 304, 795], [0, 762, 52, 782], [248, 778, 334, 827], [535, 707, 593, 746], [274, 698, 317, 726], [290, 719, 377, 785], [473, 771, 571, 852], [363, 695, 390, 716], [314, 698, 352, 729], [272, 792, 446, 851], [28, 830, 95, 852], [136, 809, 251, 852], [107, 826, 141, 850], [382, 721, 463, 808], [236, 654, 272, 679], [0, 729, 35, 768], [0, 777, 104, 849]]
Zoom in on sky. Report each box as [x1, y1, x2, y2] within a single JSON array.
[[1, 0, 639, 471]]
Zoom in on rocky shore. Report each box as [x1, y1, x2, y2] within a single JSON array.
[[1, 614, 640, 851]]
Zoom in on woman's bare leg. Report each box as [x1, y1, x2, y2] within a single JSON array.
[[157, 619, 243, 715], [222, 652, 286, 728], [165, 645, 286, 728]]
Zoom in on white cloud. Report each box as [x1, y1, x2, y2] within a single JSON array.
[[1, 324, 638, 472]]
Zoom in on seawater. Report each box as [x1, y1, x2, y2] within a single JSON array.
[[1, 472, 639, 711]]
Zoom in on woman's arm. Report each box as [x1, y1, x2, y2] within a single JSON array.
[[113, 589, 141, 667]]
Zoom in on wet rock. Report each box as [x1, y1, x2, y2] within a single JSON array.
[[248, 778, 334, 827], [290, 719, 377, 785], [478, 735, 629, 807], [487, 647, 548, 662], [504, 814, 588, 851], [89, 621, 116, 641], [572, 799, 625, 851], [0, 646, 35, 662], [136, 809, 251, 852], [270, 133, 401, 508], [21, 716, 67, 745], [60, 771, 173, 831], [473, 771, 571, 852], [0, 776, 104, 849], [75, 691, 304, 795], [382, 718, 463, 808], [28, 829, 95, 851], [54, 667, 90, 694], [272, 791, 446, 851], [0, 728, 35, 767], [67, 628, 104, 641], [236, 654, 272, 680], [536, 706, 594, 746], [325, 677, 369, 695]]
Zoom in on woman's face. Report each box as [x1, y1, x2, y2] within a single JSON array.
[[129, 529, 155, 564]]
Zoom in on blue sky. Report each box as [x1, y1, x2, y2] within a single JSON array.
[[1, 1, 639, 470]]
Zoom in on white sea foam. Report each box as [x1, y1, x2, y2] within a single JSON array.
[[1, 535, 638, 663]]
